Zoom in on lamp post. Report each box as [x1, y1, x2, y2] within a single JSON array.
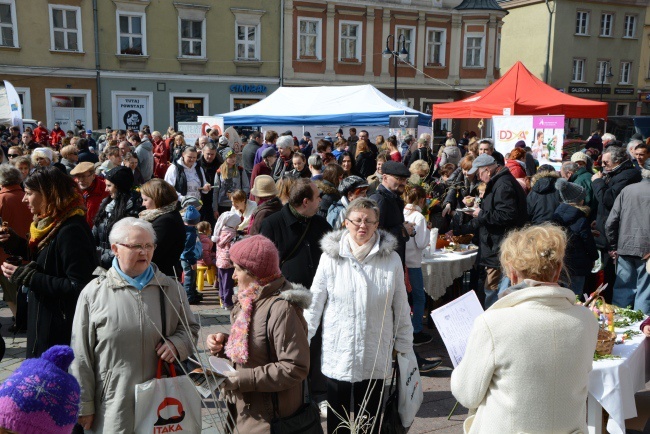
[[600, 61, 614, 102], [382, 34, 409, 101]]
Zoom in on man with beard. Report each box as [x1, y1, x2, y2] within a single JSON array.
[[199, 142, 221, 226]]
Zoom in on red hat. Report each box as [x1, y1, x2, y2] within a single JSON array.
[[229, 235, 281, 280]]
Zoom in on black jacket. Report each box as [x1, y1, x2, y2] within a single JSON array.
[[407, 147, 435, 169], [151, 206, 185, 277], [6, 215, 97, 358], [249, 197, 283, 235], [242, 140, 261, 179], [467, 167, 528, 268], [316, 180, 340, 219], [592, 160, 642, 249], [355, 151, 376, 179], [172, 161, 206, 196], [526, 170, 561, 224], [552, 203, 599, 276], [77, 149, 99, 164], [259, 204, 331, 288], [370, 185, 409, 265], [92, 193, 143, 268]]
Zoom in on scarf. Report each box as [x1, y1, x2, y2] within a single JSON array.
[[112, 256, 154, 291], [139, 202, 178, 222], [225, 273, 283, 365], [288, 204, 309, 223], [29, 197, 86, 253], [347, 232, 377, 263]]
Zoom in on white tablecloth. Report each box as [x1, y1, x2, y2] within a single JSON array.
[[421, 250, 478, 300], [589, 323, 650, 434]]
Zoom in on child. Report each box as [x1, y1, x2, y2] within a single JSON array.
[[229, 189, 257, 234], [181, 205, 202, 305], [196, 221, 215, 268], [552, 178, 598, 296], [212, 211, 242, 309]]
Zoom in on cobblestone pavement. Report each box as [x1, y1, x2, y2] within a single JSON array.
[[0, 283, 467, 434]]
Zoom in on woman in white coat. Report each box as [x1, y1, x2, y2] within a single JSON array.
[[305, 197, 413, 434], [403, 185, 431, 346], [450, 224, 598, 434]]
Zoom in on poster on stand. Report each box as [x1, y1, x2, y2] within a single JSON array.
[[493, 115, 564, 169], [389, 115, 418, 146]]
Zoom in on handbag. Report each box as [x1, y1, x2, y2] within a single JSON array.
[[134, 359, 202, 434], [397, 350, 423, 427], [380, 359, 407, 434], [265, 298, 323, 434]]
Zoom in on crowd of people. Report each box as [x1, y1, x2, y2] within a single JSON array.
[[0, 121, 649, 433]]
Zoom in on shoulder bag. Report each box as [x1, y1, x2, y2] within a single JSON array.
[[265, 298, 323, 434]]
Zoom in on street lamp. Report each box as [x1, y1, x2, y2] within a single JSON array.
[[382, 34, 409, 101], [600, 61, 614, 102]]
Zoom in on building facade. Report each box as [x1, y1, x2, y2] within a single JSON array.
[[0, 0, 281, 132], [281, 0, 508, 137], [499, 0, 646, 136]]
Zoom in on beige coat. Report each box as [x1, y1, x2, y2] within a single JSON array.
[[451, 284, 598, 434], [70, 266, 199, 434], [224, 277, 312, 434]]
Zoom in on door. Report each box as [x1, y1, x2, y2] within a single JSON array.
[[173, 97, 204, 131]]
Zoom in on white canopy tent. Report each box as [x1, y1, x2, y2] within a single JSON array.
[[216, 84, 431, 126]]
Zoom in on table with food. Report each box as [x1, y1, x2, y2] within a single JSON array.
[[421, 233, 478, 301]]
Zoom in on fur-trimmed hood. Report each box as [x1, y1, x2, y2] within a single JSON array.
[[320, 228, 398, 259], [531, 170, 560, 194], [316, 180, 339, 195], [278, 283, 312, 309], [531, 169, 559, 187]]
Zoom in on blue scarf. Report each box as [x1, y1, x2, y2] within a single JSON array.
[[112, 256, 155, 291]]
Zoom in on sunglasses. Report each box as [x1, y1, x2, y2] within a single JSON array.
[[8, 154, 20, 158]]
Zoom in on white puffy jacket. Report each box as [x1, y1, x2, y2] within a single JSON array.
[[304, 229, 413, 383], [403, 204, 431, 268]]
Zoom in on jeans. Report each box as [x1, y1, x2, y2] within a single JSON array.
[[408, 268, 425, 333], [567, 275, 586, 297], [612, 255, 650, 314], [181, 260, 199, 301]]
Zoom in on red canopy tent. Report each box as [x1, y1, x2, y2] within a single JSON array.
[[433, 61, 608, 119]]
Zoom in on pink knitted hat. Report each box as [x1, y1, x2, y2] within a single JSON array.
[[229, 235, 281, 279]]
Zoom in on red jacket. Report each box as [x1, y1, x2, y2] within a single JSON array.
[[50, 127, 66, 148], [33, 126, 49, 145], [0, 185, 32, 263], [82, 177, 109, 227], [505, 159, 527, 179], [153, 138, 170, 178]]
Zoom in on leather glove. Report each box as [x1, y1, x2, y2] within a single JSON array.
[[10, 261, 40, 286], [220, 370, 240, 391]]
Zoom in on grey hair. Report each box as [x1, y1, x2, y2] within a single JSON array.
[[308, 154, 323, 170], [601, 133, 616, 142], [276, 135, 294, 149], [109, 217, 157, 245], [642, 168, 650, 179], [346, 197, 381, 221], [0, 165, 23, 186], [603, 146, 628, 164], [626, 139, 642, 157], [561, 161, 578, 174]]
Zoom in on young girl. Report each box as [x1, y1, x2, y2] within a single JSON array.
[[196, 221, 216, 274], [229, 189, 257, 234], [212, 211, 243, 309]]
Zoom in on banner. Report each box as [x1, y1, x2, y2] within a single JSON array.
[[116, 95, 149, 131], [197, 116, 224, 138], [3, 80, 23, 131], [493, 115, 564, 169], [177, 122, 202, 144]]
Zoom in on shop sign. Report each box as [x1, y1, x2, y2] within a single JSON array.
[[229, 84, 267, 94], [116, 96, 149, 130], [614, 88, 635, 95], [568, 86, 611, 95]]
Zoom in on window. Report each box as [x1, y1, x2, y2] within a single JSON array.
[[236, 24, 258, 60], [117, 13, 146, 55], [615, 103, 629, 116], [49, 5, 82, 52], [600, 13, 612, 37], [339, 21, 362, 62], [596, 60, 611, 84], [463, 33, 484, 67], [0, 0, 17, 48], [576, 11, 589, 35], [395, 25, 415, 64], [180, 19, 204, 57], [426, 28, 446, 66], [572, 58, 585, 82], [298, 18, 321, 59], [624, 15, 636, 38], [619, 61, 631, 84]]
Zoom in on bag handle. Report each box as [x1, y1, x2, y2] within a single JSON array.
[[280, 219, 312, 266], [265, 297, 284, 419], [156, 359, 177, 379]]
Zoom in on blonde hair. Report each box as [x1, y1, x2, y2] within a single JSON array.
[[275, 176, 295, 205], [60, 145, 77, 159], [500, 224, 566, 282], [409, 159, 429, 175], [218, 159, 239, 180], [196, 221, 212, 235]]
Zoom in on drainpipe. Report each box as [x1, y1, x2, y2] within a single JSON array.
[[279, 0, 284, 87], [544, 0, 555, 84], [93, 0, 102, 128]]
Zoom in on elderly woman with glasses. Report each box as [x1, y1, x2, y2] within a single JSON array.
[[71, 217, 199, 433], [304, 197, 413, 434]]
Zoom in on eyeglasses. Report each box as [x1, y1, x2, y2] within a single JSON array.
[[346, 218, 378, 227], [117, 243, 156, 252], [8, 154, 20, 158]]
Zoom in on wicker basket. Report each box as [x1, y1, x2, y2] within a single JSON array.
[[452, 234, 474, 245], [595, 328, 616, 355], [436, 236, 450, 249]]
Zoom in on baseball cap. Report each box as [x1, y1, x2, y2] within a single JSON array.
[[467, 153, 496, 175]]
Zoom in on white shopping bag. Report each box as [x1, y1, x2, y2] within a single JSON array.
[[397, 349, 423, 428], [134, 361, 202, 434]]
